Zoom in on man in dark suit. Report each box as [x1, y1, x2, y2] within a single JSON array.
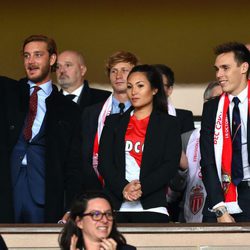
[[153, 64, 195, 133], [81, 51, 139, 190], [0, 35, 82, 223], [200, 42, 250, 222], [153, 64, 194, 221], [56, 50, 111, 111]]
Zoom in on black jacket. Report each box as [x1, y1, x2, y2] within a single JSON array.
[[98, 108, 181, 210], [0, 76, 83, 222]]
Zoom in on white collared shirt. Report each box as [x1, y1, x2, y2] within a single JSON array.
[[62, 85, 83, 103], [213, 85, 250, 210], [228, 85, 250, 180]]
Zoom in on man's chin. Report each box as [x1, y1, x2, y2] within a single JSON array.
[[113, 88, 127, 94], [27, 75, 44, 84], [58, 83, 71, 89]]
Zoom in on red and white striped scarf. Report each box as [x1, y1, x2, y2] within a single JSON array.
[[214, 81, 250, 213], [92, 94, 113, 185]]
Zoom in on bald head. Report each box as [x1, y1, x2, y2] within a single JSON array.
[[56, 50, 87, 93]]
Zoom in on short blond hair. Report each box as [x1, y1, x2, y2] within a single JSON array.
[[105, 51, 139, 75]]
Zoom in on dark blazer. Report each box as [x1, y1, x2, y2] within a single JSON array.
[[77, 80, 111, 112], [98, 108, 182, 210], [200, 96, 250, 211], [176, 108, 195, 134], [81, 102, 105, 191], [0, 76, 83, 223]]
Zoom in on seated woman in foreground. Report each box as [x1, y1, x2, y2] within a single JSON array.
[[98, 64, 182, 223], [59, 192, 136, 250]]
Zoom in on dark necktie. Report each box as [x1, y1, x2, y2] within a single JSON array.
[[231, 96, 243, 186], [65, 94, 76, 101], [118, 102, 125, 115], [23, 86, 41, 141]]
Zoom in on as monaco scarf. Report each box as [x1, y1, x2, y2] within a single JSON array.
[[214, 81, 250, 213], [92, 94, 113, 185], [184, 128, 206, 222]]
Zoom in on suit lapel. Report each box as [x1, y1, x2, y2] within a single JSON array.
[[78, 81, 91, 111], [114, 112, 130, 172], [140, 110, 159, 175], [8, 81, 29, 146], [114, 109, 162, 177]]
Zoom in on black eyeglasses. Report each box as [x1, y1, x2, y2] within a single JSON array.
[[82, 210, 114, 221]]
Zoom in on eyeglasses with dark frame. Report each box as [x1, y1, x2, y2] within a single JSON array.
[[82, 210, 114, 221]]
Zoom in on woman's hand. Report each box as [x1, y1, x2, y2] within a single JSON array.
[[123, 180, 142, 201], [70, 234, 79, 250], [100, 238, 117, 250], [179, 150, 188, 170]]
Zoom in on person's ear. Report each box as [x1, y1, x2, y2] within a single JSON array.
[[241, 62, 249, 75], [81, 65, 87, 77], [75, 216, 84, 229], [49, 53, 57, 66]]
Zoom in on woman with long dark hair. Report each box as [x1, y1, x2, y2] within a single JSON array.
[[59, 192, 135, 250], [98, 64, 182, 223]]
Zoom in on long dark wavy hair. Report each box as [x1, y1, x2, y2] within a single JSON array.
[[59, 192, 126, 250]]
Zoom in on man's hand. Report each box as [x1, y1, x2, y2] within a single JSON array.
[[217, 212, 235, 223], [179, 151, 188, 170]]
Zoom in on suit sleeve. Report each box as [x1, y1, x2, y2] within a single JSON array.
[[200, 100, 224, 208], [81, 106, 102, 191], [176, 109, 195, 133], [64, 107, 84, 210], [140, 116, 181, 197], [98, 115, 129, 199]]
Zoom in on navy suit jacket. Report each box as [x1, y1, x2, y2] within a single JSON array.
[[0, 76, 83, 223], [98, 107, 182, 210]]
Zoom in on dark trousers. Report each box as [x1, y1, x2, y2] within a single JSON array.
[[13, 167, 44, 223], [203, 181, 250, 222], [116, 211, 169, 223]]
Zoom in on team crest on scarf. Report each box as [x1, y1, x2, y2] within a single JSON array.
[[222, 173, 231, 194], [189, 185, 204, 215]]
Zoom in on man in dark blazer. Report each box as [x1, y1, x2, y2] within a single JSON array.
[[200, 42, 250, 222], [81, 51, 139, 190], [0, 35, 82, 223], [56, 50, 111, 111], [153, 64, 195, 133]]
